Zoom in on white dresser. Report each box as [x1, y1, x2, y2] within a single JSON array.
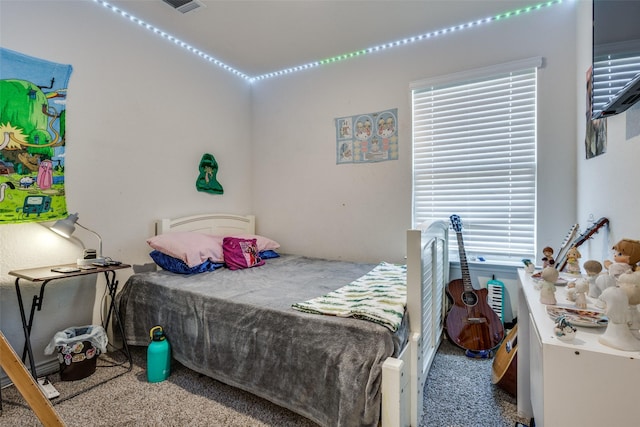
[[517, 269, 640, 427]]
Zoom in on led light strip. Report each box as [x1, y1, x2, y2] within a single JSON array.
[[93, 0, 564, 83]]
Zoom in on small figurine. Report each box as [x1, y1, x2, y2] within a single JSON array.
[[564, 246, 582, 275], [522, 258, 535, 275], [554, 315, 576, 342], [541, 246, 555, 268], [584, 259, 603, 298], [606, 260, 632, 279], [540, 266, 559, 305], [594, 274, 617, 309], [618, 271, 640, 334], [598, 286, 640, 351], [566, 281, 576, 302], [604, 239, 640, 277], [574, 278, 589, 309]]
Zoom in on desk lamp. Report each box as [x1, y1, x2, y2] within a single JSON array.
[[50, 213, 106, 266]]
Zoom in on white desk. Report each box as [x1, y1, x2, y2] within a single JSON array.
[[517, 269, 640, 427]]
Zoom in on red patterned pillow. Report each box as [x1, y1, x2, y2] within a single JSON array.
[[222, 237, 265, 270]]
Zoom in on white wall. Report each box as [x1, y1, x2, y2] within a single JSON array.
[[0, 0, 251, 372], [251, 1, 579, 264], [577, 110, 640, 260]]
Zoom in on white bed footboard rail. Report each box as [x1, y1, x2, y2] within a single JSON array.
[[382, 220, 449, 427]]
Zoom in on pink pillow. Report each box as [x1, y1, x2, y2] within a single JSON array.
[[222, 237, 265, 270], [230, 234, 280, 252], [147, 232, 224, 267]]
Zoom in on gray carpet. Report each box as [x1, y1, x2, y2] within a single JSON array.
[[0, 338, 528, 426], [422, 338, 527, 427]]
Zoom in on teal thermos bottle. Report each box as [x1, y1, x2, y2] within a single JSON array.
[[147, 325, 171, 383]]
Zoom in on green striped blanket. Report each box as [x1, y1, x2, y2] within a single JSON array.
[[292, 262, 406, 331]]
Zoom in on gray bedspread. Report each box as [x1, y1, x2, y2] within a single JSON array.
[[117, 254, 408, 427]]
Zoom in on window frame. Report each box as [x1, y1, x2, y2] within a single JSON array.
[[411, 57, 542, 265]]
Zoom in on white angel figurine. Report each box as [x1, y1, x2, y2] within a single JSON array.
[[598, 286, 640, 351], [618, 271, 640, 334], [584, 260, 603, 298], [540, 267, 559, 305], [574, 278, 589, 309]]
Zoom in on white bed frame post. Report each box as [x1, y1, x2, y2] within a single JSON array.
[[381, 357, 409, 427], [406, 228, 425, 427], [381, 221, 448, 427]]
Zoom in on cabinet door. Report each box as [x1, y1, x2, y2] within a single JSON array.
[[528, 312, 544, 426], [516, 282, 532, 419], [545, 344, 640, 426]]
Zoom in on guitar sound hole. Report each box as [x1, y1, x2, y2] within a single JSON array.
[[461, 291, 478, 307]]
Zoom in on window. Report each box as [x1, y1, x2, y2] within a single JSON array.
[[411, 57, 541, 264]]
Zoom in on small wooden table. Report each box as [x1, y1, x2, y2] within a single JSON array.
[[9, 263, 132, 380]]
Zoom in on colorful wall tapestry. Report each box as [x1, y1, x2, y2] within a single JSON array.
[[335, 108, 398, 164], [0, 48, 72, 224]]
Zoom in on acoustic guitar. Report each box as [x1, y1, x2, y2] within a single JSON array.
[[491, 324, 518, 396], [445, 215, 505, 352]]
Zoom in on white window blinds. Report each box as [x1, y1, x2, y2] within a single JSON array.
[[411, 57, 541, 263], [592, 52, 640, 118]]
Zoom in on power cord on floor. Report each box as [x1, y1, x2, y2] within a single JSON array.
[[97, 283, 131, 369]]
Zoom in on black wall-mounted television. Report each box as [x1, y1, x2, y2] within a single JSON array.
[[591, 0, 640, 119]]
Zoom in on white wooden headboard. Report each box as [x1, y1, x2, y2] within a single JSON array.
[[155, 213, 256, 236]]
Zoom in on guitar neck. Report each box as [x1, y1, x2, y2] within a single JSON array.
[[455, 231, 473, 291], [557, 218, 609, 271], [554, 224, 578, 268]]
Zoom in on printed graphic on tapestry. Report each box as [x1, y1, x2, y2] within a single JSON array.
[[0, 48, 73, 224], [335, 108, 398, 164]]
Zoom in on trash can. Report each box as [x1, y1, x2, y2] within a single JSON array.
[[44, 325, 108, 381]]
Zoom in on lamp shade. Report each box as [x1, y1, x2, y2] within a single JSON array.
[[50, 213, 79, 238], [49, 213, 104, 263]]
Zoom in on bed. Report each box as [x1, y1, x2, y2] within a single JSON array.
[[117, 213, 449, 427]]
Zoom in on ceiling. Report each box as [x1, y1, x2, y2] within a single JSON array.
[[105, 0, 547, 78]]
